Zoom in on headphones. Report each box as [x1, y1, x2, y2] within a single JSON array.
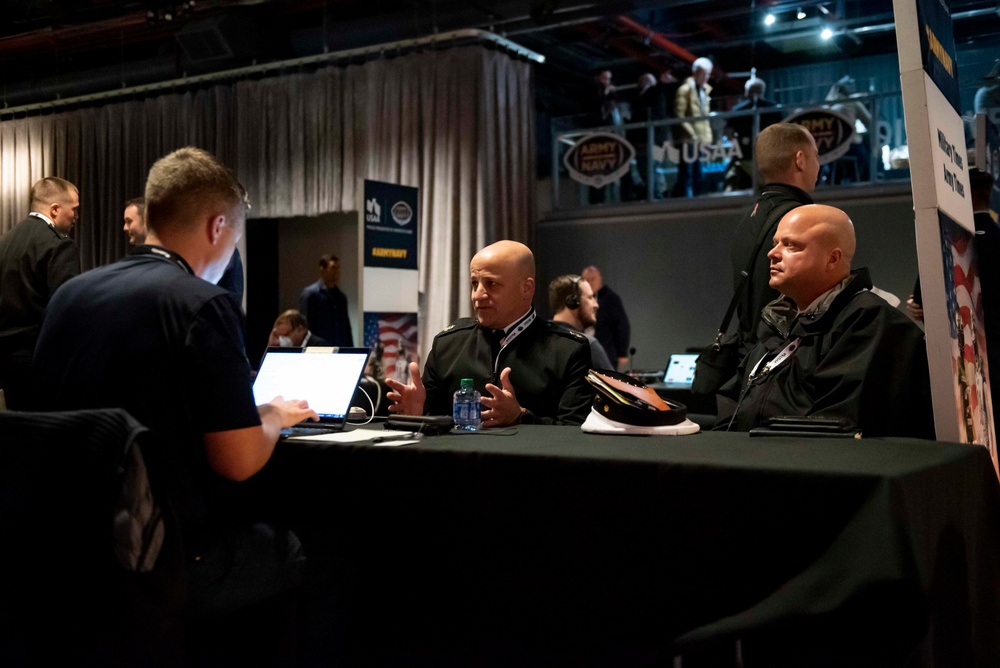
[[564, 275, 582, 310]]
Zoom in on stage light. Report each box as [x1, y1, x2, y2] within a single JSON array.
[[820, 27, 834, 39], [797, 7, 807, 19], [764, 13, 776, 25]]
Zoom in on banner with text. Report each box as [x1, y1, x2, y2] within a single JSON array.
[[363, 180, 419, 270], [895, 0, 996, 461], [361, 179, 419, 357]]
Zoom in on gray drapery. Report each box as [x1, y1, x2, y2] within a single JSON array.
[[0, 45, 535, 351]]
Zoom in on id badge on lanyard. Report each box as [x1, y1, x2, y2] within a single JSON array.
[[747, 338, 801, 385]]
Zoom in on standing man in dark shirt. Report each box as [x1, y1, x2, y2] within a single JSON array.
[[300, 254, 353, 346], [581, 265, 631, 371], [35, 148, 328, 658], [0, 177, 80, 409], [730, 122, 820, 360]]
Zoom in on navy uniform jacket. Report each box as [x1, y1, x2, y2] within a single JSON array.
[[0, 215, 80, 357], [718, 269, 935, 439], [423, 316, 594, 425]]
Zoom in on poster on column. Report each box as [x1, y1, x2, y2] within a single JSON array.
[[895, 0, 996, 461], [363, 313, 419, 385], [362, 179, 420, 385], [939, 210, 995, 448]]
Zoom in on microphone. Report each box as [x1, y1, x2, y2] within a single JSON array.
[[628, 347, 636, 376]]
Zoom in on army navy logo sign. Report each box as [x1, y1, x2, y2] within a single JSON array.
[[391, 201, 413, 226], [784, 108, 856, 165], [563, 132, 635, 187]]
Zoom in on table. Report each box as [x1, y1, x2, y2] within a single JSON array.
[[252, 426, 1000, 667]]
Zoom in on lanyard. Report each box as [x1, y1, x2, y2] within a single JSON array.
[[131, 245, 195, 275], [492, 309, 536, 377], [748, 337, 801, 385]]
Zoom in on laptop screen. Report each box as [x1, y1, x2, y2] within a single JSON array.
[[252, 347, 369, 424], [661, 353, 699, 389]]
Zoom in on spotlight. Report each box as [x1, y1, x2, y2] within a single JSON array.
[[797, 7, 806, 19], [820, 27, 834, 39], [764, 13, 776, 26]]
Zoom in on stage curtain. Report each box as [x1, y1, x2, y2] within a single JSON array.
[[0, 45, 535, 353]]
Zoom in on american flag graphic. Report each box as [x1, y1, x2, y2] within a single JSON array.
[[363, 312, 419, 383], [940, 213, 994, 449]]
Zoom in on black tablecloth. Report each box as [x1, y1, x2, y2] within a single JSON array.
[[248, 426, 1000, 667]]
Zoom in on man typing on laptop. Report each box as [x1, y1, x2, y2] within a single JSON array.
[[35, 148, 334, 663]]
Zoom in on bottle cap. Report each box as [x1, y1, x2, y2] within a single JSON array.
[[460, 378, 473, 390]]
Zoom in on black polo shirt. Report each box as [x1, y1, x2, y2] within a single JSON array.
[[35, 247, 260, 553]]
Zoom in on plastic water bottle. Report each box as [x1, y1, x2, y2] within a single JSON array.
[[453, 378, 481, 431]]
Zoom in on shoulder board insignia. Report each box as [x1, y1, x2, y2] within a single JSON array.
[[436, 317, 477, 337]]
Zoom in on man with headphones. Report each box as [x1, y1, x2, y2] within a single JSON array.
[[549, 274, 613, 370]]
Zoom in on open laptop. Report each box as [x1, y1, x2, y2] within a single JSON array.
[[658, 353, 699, 390], [252, 346, 369, 435]]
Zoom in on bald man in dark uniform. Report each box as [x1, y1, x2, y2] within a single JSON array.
[[387, 240, 593, 427]]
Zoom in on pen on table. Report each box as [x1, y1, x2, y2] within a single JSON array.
[[370, 431, 423, 444]]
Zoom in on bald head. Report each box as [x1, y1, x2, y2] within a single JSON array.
[[470, 241, 537, 330], [473, 241, 536, 279], [767, 204, 856, 309], [581, 265, 603, 292], [754, 123, 820, 193]]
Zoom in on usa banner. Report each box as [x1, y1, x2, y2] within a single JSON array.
[[361, 180, 420, 375]]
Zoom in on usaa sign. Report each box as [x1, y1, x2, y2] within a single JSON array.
[[784, 108, 856, 165], [563, 132, 635, 187]]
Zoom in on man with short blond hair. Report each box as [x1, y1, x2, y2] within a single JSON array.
[[387, 240, 592, 427], [0, 176, 81, 408], [35, 148, 334, 657], [718, 204, 933, 438], [728, 122, 821, 362]]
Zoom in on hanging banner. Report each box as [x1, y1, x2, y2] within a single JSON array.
[[894, 0, 996, 463], [783, 108, 856, 165], [563, 132, 635, 187], [361, 179, 419, 367], [363, 180, 418, 270]]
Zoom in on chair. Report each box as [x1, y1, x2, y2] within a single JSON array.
[[0, 409, 187, 667]]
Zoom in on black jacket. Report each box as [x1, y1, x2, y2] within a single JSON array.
[[423, 315, 593, 425], [0, 215, 80, 356], [594, 284, 631, 362], [719, 269, 935, 439]]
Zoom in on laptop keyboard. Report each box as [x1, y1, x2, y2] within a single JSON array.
[[282, 425, 340, 436]]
